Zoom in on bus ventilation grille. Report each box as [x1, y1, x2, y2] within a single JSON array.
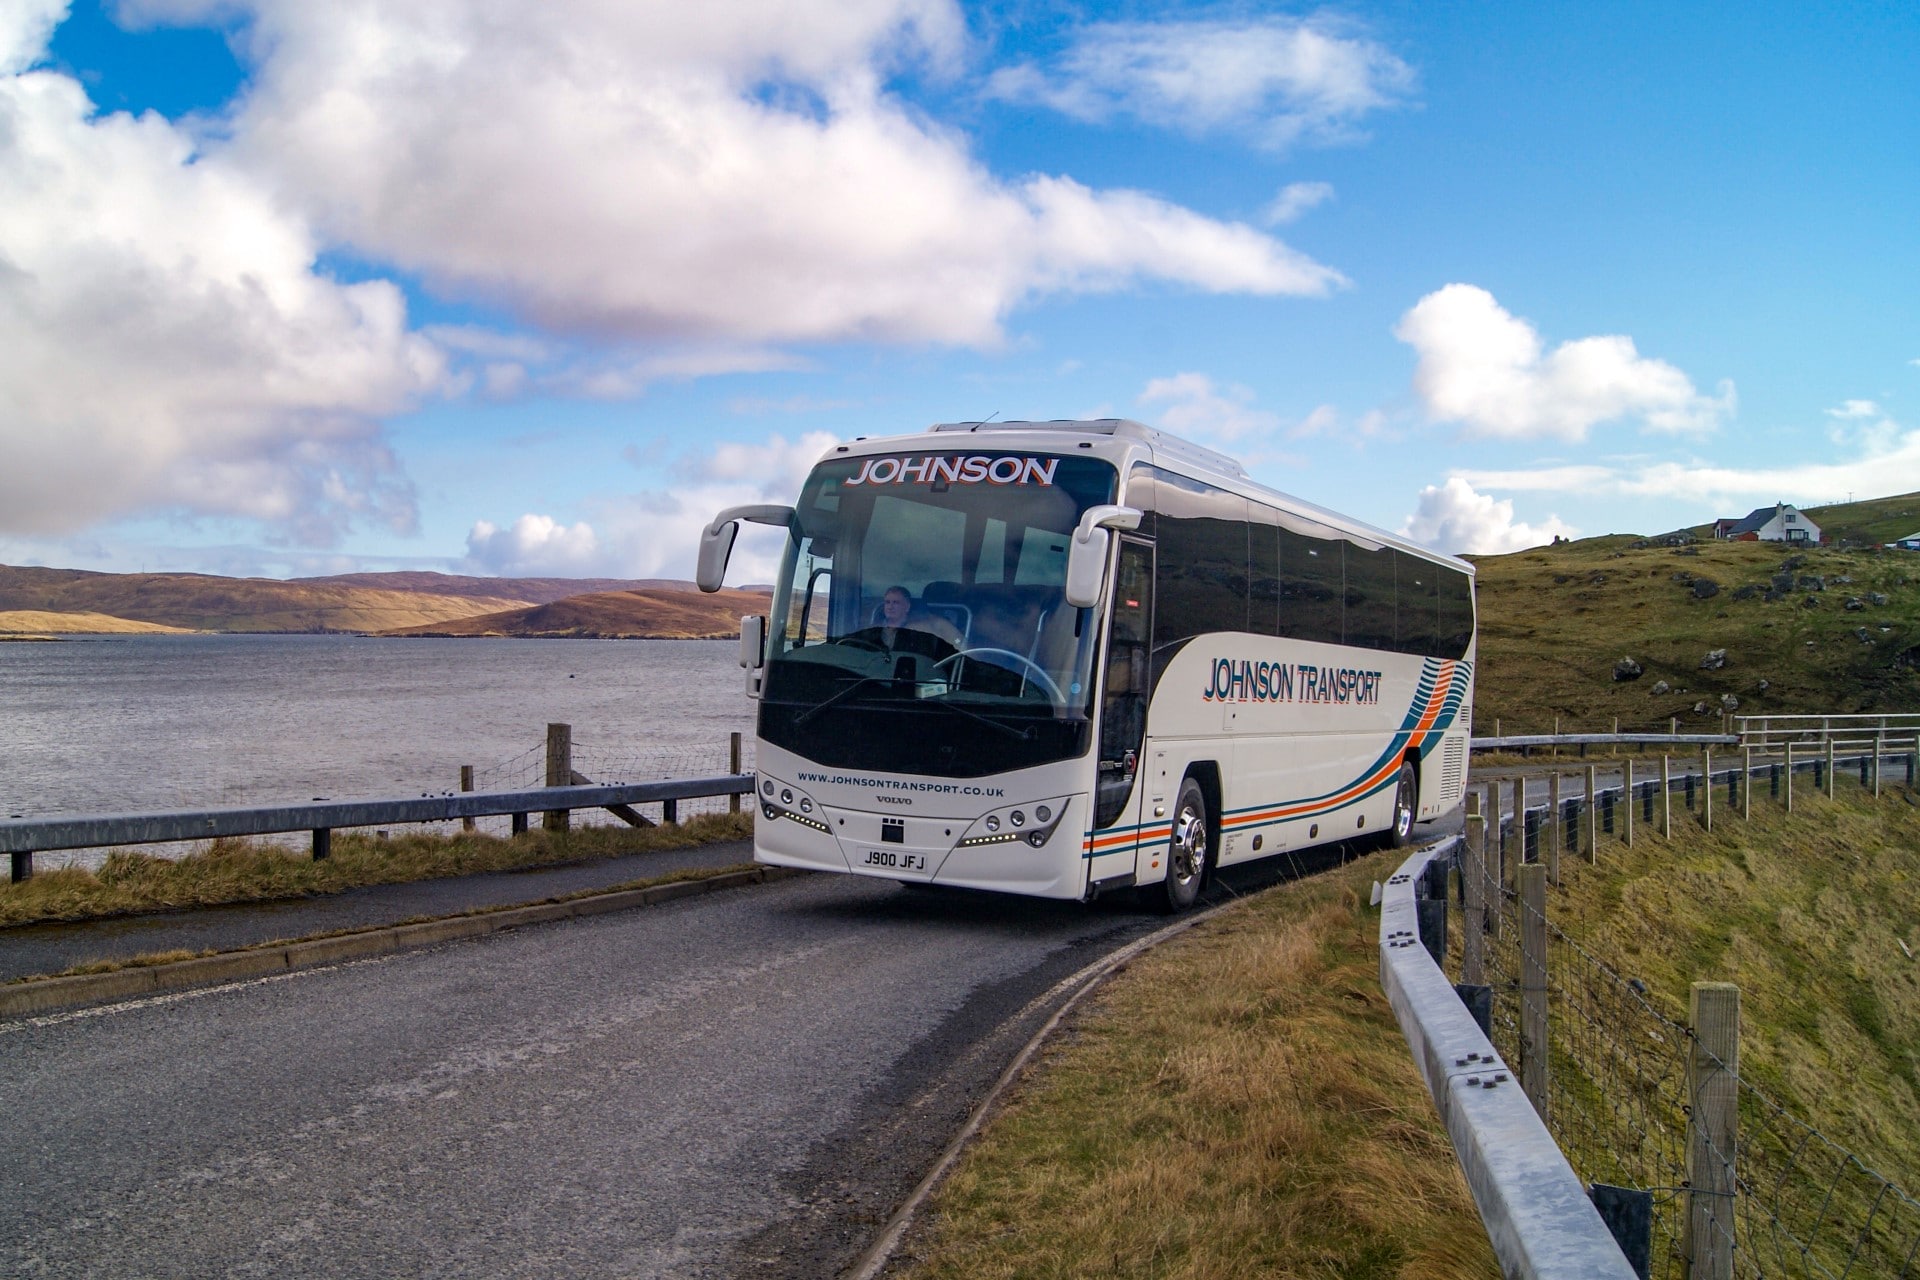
[[1440, 738, 1466, 803]]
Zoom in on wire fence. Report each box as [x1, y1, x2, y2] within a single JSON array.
[[460, 727, 755, 835], [1458, 789, 1920, 1278]]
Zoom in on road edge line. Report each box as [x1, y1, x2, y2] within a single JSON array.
[[0, 866, 806, 1019]]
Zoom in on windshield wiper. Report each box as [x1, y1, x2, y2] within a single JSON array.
[[793, 675, 891, 727], [924, 697, 1034, 740]]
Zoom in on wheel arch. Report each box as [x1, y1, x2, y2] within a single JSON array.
[[1183, 759, 1223, 880]]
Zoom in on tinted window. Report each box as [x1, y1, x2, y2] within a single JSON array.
[[1344, 542, 1396, 651], [1394, 550, 1441, 657], [1138, 467, 1250, 649], [1279, 527, 1342, 644], [1248, 506, 1280, 637], [1437, 567, 1475, 660]]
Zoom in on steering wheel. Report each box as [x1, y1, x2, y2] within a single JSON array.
[[931, 647, 1065, 702], [835, 632, 889, 653]]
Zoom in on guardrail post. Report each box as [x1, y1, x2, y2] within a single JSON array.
[[1549, 772, 1563, 885], [10, 850, 31, 883], [1463, 792, 1486, 985], [662, 797, 679, 826], [1524, 807, 1539, 864], [1702, 747, 1713, 833], [545, 722, 573, 833], [1661, 755, 1673, 838], [460, 765, 476, 832], [1519, 864, 1550, 1121], [729, 731, 743, 814], [1908, 742, 1916, 789], [1592, 1185, 1654, 1280], [1684, 982, 1740, 1280], [1585, 764, 1599, 861], [312, 828, 331, 860]]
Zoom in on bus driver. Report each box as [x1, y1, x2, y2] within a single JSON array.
[[875, 585, 962, 655]]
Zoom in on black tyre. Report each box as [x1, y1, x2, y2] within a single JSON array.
[[1388, 760, 1418, 847], [1152, 777, 1210, 913]]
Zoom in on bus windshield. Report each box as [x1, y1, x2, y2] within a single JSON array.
[[758, 451, 1118, 778]]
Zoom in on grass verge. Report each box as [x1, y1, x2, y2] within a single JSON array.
[[0, 811, 754, 927], [897, 848, 1497, 1280], [1492, 785, 1920, 1205]]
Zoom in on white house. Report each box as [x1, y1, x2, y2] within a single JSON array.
[[1712, 503, 1820, 544]]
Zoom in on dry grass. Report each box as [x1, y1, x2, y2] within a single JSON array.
[[900, 851, 1496, 1280], [0, 812, 754, 927]]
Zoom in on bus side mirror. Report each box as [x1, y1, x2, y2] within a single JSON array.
[[1065, 505, 1143, 609], [739, 614, 767, 697], [696, 504, 795, 592], [739, 615, 766, 670]]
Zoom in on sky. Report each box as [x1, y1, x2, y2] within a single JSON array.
[[2, 0, 1916, 584]]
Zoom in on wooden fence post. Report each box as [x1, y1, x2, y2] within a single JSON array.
[[1874, 730, 1883, 799], [1464, 791, 1486, 986], [1485, 782, 1504, 943], [1826, 737, 1836, 799], [545, 722, 572, 833], [1703, 747, 1713, 833], [1785, 743, 1794, 812], [1519, 864, 1550, 1121], [460, 764, 476, 832], [1510, 777, 1526, 882], [1549, 771, 1563, 886], [1661, 755, 1673, 839], [729, 731, 744, 814], [1624, 759, 1634, 848], [1742, 748, 1752, 821], [1683, 982, 1741, 1280], [1584, 764, 1599, 862]]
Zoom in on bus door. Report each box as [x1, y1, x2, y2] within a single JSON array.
[[1090, 537, 1153, 890]]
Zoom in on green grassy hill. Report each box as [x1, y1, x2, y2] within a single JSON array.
[[1471, 515, 1920, 732]]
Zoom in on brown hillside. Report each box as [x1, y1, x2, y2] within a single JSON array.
[[301, 571, 700, 605], [379, 588, 773, 639], [0, 610, 194, 634], [0, 565, 531, 633]]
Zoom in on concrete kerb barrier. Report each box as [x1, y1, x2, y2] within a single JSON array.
[[1379, 837, 1636, 1280], [0, 866, 804, 1020]]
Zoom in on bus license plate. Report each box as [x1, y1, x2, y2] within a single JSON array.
[[860, 849, 927, 874]]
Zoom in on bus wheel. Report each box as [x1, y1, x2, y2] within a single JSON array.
[[1389, 761, 1418, 847], [1154, 778, 1210, 913]]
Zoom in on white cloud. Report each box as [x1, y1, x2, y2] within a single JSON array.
[[1402, 478, 1576, 555], [1455, 404, 1920, 511], [463, 514, 601, 576], [1394, 284, 1733, 441], [0, 23, 446, 542], [1263, 181, 1334, 225], [1139, 372, 1280, 442], [137, 0, 1340, 350], [698, 430, 840, 497], [987, 17, 1413, 150]]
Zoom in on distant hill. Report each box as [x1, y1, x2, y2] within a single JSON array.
[[1471, 508, 1920, 732], [0, 565, 531, 634], [300, 571, 702, 606], [379, 587, 773, 639], [0, 610, 193, 635]]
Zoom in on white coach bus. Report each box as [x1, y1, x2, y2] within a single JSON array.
[[697, 419, 1475, 911]]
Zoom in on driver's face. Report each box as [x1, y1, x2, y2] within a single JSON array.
[[881, 591, 909, 624]]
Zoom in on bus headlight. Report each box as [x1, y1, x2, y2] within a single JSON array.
[[958, 798, 1070, 849], [760, 777, 830, 833]]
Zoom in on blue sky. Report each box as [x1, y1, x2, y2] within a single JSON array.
[[3, 0, 1916, 582]]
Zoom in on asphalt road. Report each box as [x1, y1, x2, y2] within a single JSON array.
[[1, 864, 1230, 1279]]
